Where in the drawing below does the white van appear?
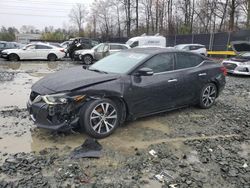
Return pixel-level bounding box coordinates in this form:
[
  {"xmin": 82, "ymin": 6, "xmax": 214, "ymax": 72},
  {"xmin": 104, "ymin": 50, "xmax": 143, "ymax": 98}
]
[{"xmin": 126, "ymin": 34, "xmax": 166, "ymax": 48}]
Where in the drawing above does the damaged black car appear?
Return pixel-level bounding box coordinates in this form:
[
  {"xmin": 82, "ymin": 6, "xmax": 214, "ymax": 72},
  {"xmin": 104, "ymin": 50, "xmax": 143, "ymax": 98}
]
[{"xmin": 27, "ymin": 48, "xmax": 226, "ymax": 138}]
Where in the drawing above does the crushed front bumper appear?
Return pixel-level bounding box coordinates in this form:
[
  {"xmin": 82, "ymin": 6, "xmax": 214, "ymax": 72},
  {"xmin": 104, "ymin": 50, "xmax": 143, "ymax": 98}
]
[{"xmin": 27, "ymin": 99, "xmax": 79, "ymax": 131}]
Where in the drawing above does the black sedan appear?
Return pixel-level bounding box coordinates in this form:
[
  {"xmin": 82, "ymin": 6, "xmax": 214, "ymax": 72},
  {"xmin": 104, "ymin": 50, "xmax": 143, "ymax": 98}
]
[{"xmin": 27, "ymin": 48, "xmax": 226, "ymax": 138}]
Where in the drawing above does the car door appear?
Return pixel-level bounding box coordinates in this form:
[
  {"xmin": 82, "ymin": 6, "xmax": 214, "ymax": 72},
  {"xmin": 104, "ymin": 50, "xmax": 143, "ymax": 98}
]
[
  {"xmin": 172, "ymin": 52, "xmax": 207, "ymax": 106},
  {"xmin": 109, "ymin": 44, "xmax": 123, "ymax": 55},
  {"xmin": 35, "ymin": 45, "xmax": 51, "ymax": 59},
  {"xmin": 94, "ymin": 43, "xmax": 110, "ymax": 60},
  {"xmin": 127, "ymin": 53, "xmax": 180, "ymax": 116},
  {"xmin": 20, "ymin": 44, "xmax": 36, "ymax": 59}
]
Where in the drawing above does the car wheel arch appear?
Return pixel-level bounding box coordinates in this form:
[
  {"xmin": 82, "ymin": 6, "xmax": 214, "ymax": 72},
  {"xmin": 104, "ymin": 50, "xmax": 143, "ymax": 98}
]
[
  {"xmin": 47, "ymin": 53, "xmax": 57, "ymax": 60},
  {"xmin": 86, "ymin": 94, "xmax": 129, "ymax": 123},
  {"xmin": 8, "ymin": 53, "xmax": 20, "ymax": 60}
]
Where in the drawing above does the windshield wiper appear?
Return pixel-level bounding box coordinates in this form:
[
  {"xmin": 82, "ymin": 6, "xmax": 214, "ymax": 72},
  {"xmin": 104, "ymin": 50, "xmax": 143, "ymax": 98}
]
[{"xmin": 88, "ymin": 68, "xmax": 108, "ymax": 74}]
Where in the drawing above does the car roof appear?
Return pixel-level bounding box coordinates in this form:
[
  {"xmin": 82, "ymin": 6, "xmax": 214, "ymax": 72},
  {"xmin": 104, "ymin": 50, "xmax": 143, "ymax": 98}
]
[{"xmin": 175, "ymin": 44, "xmax": 204, "ymax": 47}]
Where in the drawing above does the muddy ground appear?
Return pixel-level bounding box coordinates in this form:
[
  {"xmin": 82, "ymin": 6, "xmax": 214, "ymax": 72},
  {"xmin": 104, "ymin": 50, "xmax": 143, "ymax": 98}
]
[{"xmin": 0, "ymin": 58, "xmax": 249, "ymax": 188}]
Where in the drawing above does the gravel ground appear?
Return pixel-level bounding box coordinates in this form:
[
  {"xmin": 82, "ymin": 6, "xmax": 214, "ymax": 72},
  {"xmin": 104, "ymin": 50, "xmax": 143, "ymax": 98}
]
[{"xmin": 0, "ymin": 59, "xmax": 249, "ymax": 188}]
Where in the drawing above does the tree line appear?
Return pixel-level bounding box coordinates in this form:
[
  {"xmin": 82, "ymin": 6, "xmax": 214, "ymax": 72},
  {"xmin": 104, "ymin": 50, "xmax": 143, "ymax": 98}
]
[
  {"xmin": 1, "ymin": 0, "xmax": 250, "ymax": 41},
  {"xmin": 83, "ymin": 0, "xmax": 250, "ymax": 39}
]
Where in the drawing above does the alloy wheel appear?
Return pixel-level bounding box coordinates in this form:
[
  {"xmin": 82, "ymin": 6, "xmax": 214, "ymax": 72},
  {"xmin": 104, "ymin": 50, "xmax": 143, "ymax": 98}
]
[
  {"xmin": 83, "ymin": 55, "xmax": 92, "ymax": 65},
  {"xmin": 202, "ymin": 85, "xmax": 216, "ymax": 107},
  {"xmin": 90, "ymin": 102, "xmax": 117, "ymax": 134}
]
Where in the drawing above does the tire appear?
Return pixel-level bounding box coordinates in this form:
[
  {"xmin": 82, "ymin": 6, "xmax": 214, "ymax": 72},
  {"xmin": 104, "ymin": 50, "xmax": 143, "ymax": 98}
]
[
  {"xmin": 79, "ymin": 98, "xmax": 121, "ymax": 138},
  {"xmin": 82, "ymin": 55, "xmax": 93, "ymax": 65},
  {"xmin": 199, "ymin": 83, "xmax": 217, "ymax": 109},
  {"xmin": 47, "ymin": 54, "xmax": 57, "ymax": 61},
  {"xmin": 8, "ymin": 54, "xmax": 19, "ymax": 61}
]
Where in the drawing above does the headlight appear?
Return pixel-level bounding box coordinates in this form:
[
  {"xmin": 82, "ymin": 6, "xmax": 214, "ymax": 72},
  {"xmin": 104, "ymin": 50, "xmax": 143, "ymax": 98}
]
[{"xmin": 42, "ymin": 93, "xmax": 86, "ymax": 105}]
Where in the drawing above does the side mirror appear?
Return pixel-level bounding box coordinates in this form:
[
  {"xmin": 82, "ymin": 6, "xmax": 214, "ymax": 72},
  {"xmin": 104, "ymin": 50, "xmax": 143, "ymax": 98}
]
[
  {"xmin": 135, "ymin": 67, "xmax": 154, "ymax": 76},
  {"xmin": 22, "ymin": 47, "xmax": 26, "ymax": 50}
]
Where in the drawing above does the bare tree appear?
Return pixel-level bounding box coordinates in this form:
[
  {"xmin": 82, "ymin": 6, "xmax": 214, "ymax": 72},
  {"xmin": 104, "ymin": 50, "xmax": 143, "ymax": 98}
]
[{"xmin": 69, "ymin": 3, "xmax": 87, "ymax": 36}]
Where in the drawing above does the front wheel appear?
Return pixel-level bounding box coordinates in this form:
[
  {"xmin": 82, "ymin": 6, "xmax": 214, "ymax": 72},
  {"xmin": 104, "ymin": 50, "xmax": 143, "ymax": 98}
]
[
  {"xmin": 80, "ymin": 99, "xmax": 121, "ymax": 138},
  {"xmin": 8, "ymin": 54, "xmax": 19, "ymax": 61},
  {"xmin": 199, "ymin": 83, "xmax": 217, "ymax": 109},
  {"xmin": 82, "ymin": 55, "xmax": 93, "ymax": 65}
]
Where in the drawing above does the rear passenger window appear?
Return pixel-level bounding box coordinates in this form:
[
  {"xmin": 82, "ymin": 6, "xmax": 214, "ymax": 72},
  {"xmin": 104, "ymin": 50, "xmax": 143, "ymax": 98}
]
[
  {"xmin": 36, "ymin": 45, "xmax": 52, "ymax": 49},
  {"xmin": 175, "ymin": 53, "xmax": 204, "ymax": 70},
  {"xmin": 141, "ymin": 53, "xmax": 174, "ymax": 73},
  {"xmin": 110, "ymin": 45, "xmax": 123, "ymax": 50}
]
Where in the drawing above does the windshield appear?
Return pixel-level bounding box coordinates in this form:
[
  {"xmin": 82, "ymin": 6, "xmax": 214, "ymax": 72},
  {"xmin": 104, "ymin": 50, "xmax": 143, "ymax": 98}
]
[
  {"xmin": 92, "ymin": 43, "xmax": 103, "ymax": 50},
  {"xmin": 89, "ymin": 52, "xmax": 149, "ymax": 74},
  {"xmin": 175, "ymin": 45, "xmax": 185, "ymax": 49}
]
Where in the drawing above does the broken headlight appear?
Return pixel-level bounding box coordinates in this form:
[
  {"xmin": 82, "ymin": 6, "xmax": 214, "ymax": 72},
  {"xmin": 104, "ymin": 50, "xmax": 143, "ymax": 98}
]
[{"xmin": 42, "ymin": 93, "xmax": 86, "ymax": 105}]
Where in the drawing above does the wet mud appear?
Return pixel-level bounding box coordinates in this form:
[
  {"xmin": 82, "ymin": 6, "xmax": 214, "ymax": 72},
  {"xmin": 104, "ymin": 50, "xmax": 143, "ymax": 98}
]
[{"xmin": 0, "ymin": 59, "xmax": 249, "ymax": 187}]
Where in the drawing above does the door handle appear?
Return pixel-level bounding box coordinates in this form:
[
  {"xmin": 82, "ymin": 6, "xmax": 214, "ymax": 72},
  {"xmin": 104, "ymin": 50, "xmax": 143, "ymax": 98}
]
[
  {"xmin": 168, "ymin": 79, "xmax": 178, "ymax": 83},
  {"xmin": 198, "ymin": 73, "xmax": 207, "ymax": 76}
]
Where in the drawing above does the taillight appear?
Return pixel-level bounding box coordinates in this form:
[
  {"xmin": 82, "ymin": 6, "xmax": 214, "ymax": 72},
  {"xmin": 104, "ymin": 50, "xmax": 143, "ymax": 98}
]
[
  {"xmin": 60, "ymin": 49, "xmax": 65, "ymax": 52},
  {"xmin": 220, "ymin": 66, "xmax": 227, "ymax": 76}
]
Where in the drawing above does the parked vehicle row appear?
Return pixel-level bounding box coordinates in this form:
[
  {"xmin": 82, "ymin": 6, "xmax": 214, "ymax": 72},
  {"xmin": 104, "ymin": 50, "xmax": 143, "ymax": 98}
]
[
  {"xmin": 74, "ymin": 43, "xmax": 130, "ymax": 64},
  {"xmin": 1, "ymin": 42, "xmax": 65, "ymax": 61},
  {"xmin": 0, "ymin": 41, "xmax": 24, "ymax": 53}
]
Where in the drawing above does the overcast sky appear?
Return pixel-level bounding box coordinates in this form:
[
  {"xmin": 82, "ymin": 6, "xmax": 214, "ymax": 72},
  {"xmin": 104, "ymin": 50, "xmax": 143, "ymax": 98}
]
[{"xmin": 0, "ymin": 0, "xmax": 94, "ymax": 30}]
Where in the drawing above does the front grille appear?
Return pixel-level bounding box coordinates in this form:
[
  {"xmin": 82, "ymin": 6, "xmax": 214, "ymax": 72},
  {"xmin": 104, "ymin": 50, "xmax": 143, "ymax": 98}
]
[
  {"xmin": 223, "ymin": 63, "xmax": 237, "ymax": 70},
  {"xmin": 30, "ymin": 91, "xmax": 39, "ymax": 101}
]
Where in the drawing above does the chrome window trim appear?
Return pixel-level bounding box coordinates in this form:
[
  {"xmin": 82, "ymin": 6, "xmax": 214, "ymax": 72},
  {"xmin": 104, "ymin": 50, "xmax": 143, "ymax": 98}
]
[{"xmin": 153, "ymin": 60, "xmax": 207, "ymax": 75}]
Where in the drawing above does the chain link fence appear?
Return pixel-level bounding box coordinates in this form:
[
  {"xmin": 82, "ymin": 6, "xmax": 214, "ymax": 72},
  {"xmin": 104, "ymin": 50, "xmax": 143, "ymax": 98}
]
[{"xmin": 166, "ymin": 29, "xmax": 250, "ymax": 51}]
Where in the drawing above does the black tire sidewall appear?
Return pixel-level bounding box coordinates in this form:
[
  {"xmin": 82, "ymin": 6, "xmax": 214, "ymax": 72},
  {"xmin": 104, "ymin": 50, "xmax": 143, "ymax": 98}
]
[
  {"xmin": 48, "ymin": 54, "xmax": 57, "ymax": 61},
  {"xmin": 199, "ymin": 83, "xmax": 217, "ymax": 109},
  {"xmin": 80, "ymin": 98, "xmax": 121, "ymax": 138},
  {"xmin": 9, "ymin": 54, "xmax": 19, "ymax": 61}
]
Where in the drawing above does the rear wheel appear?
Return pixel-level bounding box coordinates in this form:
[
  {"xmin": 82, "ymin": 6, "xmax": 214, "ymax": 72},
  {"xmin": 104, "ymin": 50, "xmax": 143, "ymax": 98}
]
[
  {"xmin": 82, "ymin": 55, "xmax": 93, "ymax": 65},
  {"xmin": 199, "ymin": 83, "xmax": 217, "ymax": 109},
  {"xmin": 8, "ymin": 54, "xmax": 19, "ymax": 61},
  {"xmin": 47, "ymin": 54, "xmax": 57, "ymax": 61},
  {"xmin": 80, "ymin": 98, "xmax": 120, "ymax": 138}
]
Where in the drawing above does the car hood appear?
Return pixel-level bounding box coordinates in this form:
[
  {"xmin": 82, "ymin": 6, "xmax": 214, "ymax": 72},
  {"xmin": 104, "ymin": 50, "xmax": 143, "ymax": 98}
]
[
  {"xmin": 1, "ymin": 49, "xmax": 19, "ymax": 54},
  {"xmin": 32, "ymin": 66, "xmax": 120, "ymax": 95},
  {"xmin": 231, "ymin": 41, "xmax": 250, "ymax": 54},
  {"xmin": 229, "ymin": 57, "xmax": 249, "ymax": 62}
]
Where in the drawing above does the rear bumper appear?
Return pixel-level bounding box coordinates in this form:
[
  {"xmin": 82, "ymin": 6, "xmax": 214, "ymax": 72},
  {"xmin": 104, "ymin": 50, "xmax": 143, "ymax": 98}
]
[{"xmin": 215, "ymin": 74, "xmax": 226, "ymax": 96}]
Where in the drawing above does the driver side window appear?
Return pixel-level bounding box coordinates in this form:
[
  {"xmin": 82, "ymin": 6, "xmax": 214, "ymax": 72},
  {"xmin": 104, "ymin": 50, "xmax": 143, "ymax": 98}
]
[
  {"xmin": 141, "ymin": 53, "xmax": 174, "ymax": 73},
  {"xmin": 96, "ymin": 44, "xmax": 104, "ymax": 52}
]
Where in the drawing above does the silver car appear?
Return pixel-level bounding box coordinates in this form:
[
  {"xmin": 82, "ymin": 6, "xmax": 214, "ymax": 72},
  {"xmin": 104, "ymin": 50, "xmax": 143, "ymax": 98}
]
[{"xmin": 74, "ymin": 43, "xmax": 130, "ymax": 64}]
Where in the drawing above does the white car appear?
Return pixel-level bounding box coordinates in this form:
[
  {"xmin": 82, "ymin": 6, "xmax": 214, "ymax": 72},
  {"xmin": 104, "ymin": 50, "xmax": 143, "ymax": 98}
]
[
  {"xmin": 175, "ymin": 44, "xmax": 207, "ymax": 56},
  {"xmin": 74, "ymin": 43, "xmax": 130, "ymax": 64},
  {"xmin": 1, "ymin": 43, "xmax": 65, "ymax": 61},
  {"xmin": 222, "ymin": 52, "xmax": 250, "ymax": 75}
]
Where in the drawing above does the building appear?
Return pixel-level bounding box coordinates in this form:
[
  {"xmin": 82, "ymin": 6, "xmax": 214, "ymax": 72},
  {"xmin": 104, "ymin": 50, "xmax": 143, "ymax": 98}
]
[{"xmin": 16, "ymin": 33, "xmax": 42, "ymax": 44}]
